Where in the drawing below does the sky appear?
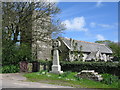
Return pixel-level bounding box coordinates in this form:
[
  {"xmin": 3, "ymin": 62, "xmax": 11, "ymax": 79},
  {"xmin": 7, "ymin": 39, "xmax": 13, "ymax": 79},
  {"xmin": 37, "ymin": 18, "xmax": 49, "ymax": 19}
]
[{"xmin": 55, "ymin": 2, "xmax": 118, "ymax": 43}]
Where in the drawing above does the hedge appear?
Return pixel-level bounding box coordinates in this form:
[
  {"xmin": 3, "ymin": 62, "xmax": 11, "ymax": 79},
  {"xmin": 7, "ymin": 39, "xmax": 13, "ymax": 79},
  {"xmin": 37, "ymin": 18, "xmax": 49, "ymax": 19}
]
[
  {"xmin": 60, "ymin": 61, "xmax": 120, "ymax": 76},
  {"xmin": 39, "ymin": 60, "xmax": 120, "ymax": 76}
]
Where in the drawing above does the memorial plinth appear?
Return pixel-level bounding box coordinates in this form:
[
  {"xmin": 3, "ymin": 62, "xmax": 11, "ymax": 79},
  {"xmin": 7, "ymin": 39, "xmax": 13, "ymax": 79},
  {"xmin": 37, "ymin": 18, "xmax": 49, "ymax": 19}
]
[{"xmin": 50, "ymin": 39, "xmax": 63, "ymax": 74}]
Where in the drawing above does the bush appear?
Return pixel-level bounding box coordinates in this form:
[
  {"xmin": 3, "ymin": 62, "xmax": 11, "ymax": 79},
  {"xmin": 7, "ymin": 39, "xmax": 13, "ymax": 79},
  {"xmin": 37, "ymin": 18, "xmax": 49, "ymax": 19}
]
[
  {"xmin": 101, "ymin": 73, "xmax": 119, "ymax": 88},
  {"xmin": 101, "ymin": 74, "xmax": 119, "ymax": 85},
  {"xmin": 2, "ymin": 65, "xmax": 19, "ymax": 73}
]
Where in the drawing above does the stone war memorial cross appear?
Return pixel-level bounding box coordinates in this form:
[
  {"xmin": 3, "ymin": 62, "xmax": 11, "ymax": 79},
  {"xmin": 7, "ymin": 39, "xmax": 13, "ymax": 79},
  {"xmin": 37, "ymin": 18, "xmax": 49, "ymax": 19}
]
[{"xmin": 50, "ymin": 39, "xmax": 63, "ymax": 74}]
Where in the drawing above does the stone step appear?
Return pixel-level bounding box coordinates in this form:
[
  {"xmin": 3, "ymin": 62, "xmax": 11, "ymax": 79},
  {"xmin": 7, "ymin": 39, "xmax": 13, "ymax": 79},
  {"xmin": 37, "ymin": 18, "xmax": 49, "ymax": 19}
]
[
  {"xmin": 93, "ymin": 72, "xmax": 98, "ymax": 75},
  {"xmin": 81, "ymin": 70, "xmax": 95, "ymax": 73},
  {"xmin": 77, "ymin": 70, "xmax": 103, "ymax": 81}
]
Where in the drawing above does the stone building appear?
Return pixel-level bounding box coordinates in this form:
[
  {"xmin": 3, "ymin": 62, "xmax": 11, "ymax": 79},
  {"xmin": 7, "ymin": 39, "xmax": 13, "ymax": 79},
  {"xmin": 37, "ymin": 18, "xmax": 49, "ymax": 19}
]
[
  {"xmin": 32, "ymin": 11, "xmax": 52, "ymax": 60},
  {"xmin": 57, "ymin": 37, "xmax": 113, "ymax": 62}
]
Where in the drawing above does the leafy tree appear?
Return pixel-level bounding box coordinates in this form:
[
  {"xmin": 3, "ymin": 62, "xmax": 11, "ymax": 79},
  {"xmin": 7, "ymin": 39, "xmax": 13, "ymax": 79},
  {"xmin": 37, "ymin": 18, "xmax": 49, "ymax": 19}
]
[
  {"xmin": 108, "ymin": 42, "xmax": 120, "ymax": 61},
  {"xmin": 2, "ymin": 42, "xmax": 31, "ymax": 66},
  {"xmin": 2, "ymin": 1, "xmax": 65, "ymax": 65},
  {"xmin": 95, "ymin": 40, "xmax": 120, "ymax": 61},
  {"xmin": 2, "ymin": 1, "xmax": 64, "ymax": 44},
  {"xmin": 95, "ymin": 40, "xmax": 111, "ymax": 45}
]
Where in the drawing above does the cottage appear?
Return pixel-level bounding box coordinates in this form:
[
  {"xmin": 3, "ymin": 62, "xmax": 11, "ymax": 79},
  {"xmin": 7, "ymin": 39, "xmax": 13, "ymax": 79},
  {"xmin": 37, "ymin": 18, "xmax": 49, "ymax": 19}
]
[{"xmin": 57, "ymin": 37, "xmax": 113, "ymax": 62}]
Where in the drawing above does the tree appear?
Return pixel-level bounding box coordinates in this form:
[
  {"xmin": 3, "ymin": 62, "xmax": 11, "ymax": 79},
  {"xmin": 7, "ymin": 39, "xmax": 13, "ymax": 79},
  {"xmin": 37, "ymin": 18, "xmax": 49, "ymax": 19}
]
[
  {"xmin": 95, "ymin": 40, "xmax": 120, "ymax": 61},
  {"xmin": 2, "ymin": 42, "xmax": 31, "ymax": 65},
  {"xmin": 108, "ymin": 42, "xmax": 120, "ymax": 61},
  {"xmin": 2, "ymin": 1, "xmax": 65, "ymax": 65},
  {"xmin": 95, "ymin": 40, "xmax": 112, "ymax": 45},
  {"xmin": 2, "ymin": 1, "xmax": 64, "ymax": 45}
]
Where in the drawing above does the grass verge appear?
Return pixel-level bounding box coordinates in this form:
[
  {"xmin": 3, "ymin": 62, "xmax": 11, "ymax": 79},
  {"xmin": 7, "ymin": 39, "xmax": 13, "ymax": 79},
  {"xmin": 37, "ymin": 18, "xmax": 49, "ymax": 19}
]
[{"xmin": 23, "ymin": 71, "xmax": 118, "ymax": 88}]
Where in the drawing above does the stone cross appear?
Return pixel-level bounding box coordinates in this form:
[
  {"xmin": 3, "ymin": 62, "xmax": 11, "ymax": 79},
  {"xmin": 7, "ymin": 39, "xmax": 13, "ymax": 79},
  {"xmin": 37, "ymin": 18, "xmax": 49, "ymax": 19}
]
[
  {"xmin": 50, "ymin": 39, "xmax": 63, "ymax": 74},
  {"xmin": 53, "ymin": 39, "xmax": 61, "ymax": 49}
]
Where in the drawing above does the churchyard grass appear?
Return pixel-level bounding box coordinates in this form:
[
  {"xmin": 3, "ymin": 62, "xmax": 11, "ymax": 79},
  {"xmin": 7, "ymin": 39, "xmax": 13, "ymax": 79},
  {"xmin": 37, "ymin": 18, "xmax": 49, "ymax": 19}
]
[{"xmin": 24, "ymin": 71, "xmax": 119, "ymax": 88}]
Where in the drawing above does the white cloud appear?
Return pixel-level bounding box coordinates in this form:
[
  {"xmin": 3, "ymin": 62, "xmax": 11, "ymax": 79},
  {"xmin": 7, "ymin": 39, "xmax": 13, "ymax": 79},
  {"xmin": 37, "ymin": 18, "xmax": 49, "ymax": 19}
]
[
  {"xmin": 90, "ymin": 22, "xmax": 96, "ymax": 28},
  {"xmin": 90, "ymin": 22, "xmax": 117, "ymax": 29},
  {"xmin": 98, "ymin": 24, "xmax": 112, "ymax": 28},
  {"xmin": 96, "ymin": 34, "xmax": 105, "ymax": 40},
  {"xmin": 62, "ymin": 16, "xmax": 88, "ymax": 31},
  {"xmin": 96, "ymin": 0, "xmax": 103, "ymax": 7}
]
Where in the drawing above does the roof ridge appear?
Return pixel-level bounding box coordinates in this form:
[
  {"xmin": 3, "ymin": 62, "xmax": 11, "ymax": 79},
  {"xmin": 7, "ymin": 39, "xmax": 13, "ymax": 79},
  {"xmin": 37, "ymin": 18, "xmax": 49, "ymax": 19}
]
[
  {"xmin": 76, "ymin": 39, "xmax": 105, "ymax": 45},
  {"xmin": 62, "ymin": 37, "xmax": 105, "ymax": 45}
]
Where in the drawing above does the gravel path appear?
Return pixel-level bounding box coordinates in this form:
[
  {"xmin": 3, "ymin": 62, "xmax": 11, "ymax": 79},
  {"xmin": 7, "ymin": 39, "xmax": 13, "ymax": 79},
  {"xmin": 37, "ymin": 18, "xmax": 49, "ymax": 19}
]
[{"xmin": 1, "ymin": 73, "xmax": 73, "ymax": 88}]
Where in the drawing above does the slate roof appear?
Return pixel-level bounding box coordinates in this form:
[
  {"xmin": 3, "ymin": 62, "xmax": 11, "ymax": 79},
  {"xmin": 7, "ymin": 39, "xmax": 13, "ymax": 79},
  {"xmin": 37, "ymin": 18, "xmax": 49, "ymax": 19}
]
[{"xmin": 59, "ymin": 37, "xmax": 113, "ymax": 54}]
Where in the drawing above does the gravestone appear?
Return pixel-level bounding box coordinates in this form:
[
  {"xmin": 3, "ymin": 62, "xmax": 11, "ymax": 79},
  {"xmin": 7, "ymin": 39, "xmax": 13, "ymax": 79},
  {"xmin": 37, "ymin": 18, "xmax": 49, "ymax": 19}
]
[{"xmin": 50, "ymin": 39, "xmax": 63, "ymax": 74}]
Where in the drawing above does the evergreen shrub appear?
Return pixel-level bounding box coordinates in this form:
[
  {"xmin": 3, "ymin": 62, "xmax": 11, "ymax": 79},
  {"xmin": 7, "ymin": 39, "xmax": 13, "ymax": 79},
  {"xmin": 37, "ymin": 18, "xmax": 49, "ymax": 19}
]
[{"xmin": 2, "ymin": 65, "xmax": 19, "ymax": 73}]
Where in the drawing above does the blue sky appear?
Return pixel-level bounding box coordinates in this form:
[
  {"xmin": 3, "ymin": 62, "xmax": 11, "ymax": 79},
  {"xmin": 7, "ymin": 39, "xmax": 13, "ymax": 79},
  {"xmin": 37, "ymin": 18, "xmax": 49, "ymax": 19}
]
[{"xmin": 55, "ymin": 2, "xmax": 118, "ymax": 42}]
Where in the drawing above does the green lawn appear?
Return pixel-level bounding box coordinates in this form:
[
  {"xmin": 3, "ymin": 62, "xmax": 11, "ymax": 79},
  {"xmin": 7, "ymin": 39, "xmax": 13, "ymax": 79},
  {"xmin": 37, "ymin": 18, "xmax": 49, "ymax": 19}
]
[{"xmin": 24, "ymin": 71, "xmax": 118, "ymax": 88}]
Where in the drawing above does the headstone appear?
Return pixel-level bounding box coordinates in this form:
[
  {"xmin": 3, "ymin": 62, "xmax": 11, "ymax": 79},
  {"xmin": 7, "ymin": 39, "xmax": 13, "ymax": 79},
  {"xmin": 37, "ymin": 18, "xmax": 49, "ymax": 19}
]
[{"xmin": 50, "ymin": 39, "xmax": 63, "ymax": 74}]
